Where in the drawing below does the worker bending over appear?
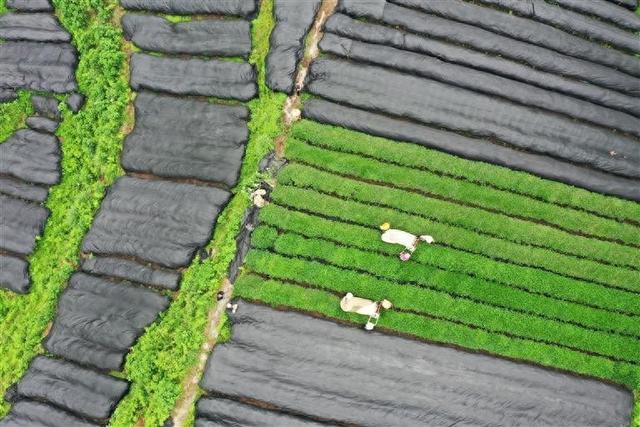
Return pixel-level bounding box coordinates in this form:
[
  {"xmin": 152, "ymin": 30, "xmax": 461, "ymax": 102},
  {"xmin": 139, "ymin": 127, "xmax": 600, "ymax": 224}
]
[{"xmin": 380, "ymin": 222, "xmax": 434, "ymax": 261}]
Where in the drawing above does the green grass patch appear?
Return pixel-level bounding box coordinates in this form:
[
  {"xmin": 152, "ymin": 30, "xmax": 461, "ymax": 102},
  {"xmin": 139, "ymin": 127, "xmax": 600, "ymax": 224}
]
[
  {"xmin": 108, "ymin": 0, "xmax": 287, "ymax": 424},
  {"xmin": 0, "ymin": 91, "xmax": 33, "ymax": 142},
  {"xmin": 0, "ymin": 0, "xmax": 130, "ymax": 417},
  {"xmin": 247, "ymin": 231, "xmax": 640, "ymax": 339},
  {"xmin": 279, "ymin": 161, "xmax": 639, "ymax": 269},
  {"xmin": 269, "ymin": 185, "xmax": 639, "ymax": 291},
  {"xmin": 163, "ymin": 14, "xmax": 192, "ymax": 23},
  {"xmin": 258, "ymin": 205, "xmax": 640, "ymax": 316},
  {"xmin": 292, "ymin": 120, "xmax": 640, "ymax": 225}
]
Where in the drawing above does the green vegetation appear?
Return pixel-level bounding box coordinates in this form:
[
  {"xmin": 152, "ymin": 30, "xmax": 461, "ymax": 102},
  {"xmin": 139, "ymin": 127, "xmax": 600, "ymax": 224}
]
[
  {"xmin": 0, "ymin": 91, "xmax": 32, "ymax": 142},
  {"xmin": 109, "ymin": 0, "xmax": 287, "ymax": 424},
  {"xmin": 291, "ymin": 120, "xmax": 640, "ymax": 227},
  {"xmin": 0, "ymin": 0, "xmax": 130, "ymax": 417},
  {"xmin": 234, "ymin": 120, "xmax": 640, "ymax": 395}
]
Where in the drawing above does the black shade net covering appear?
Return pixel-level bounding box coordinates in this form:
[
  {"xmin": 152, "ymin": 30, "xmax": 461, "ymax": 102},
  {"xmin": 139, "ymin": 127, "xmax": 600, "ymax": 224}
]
[
  {"xmin": 266, "ymin": 0, "xmax": 322, "ymax": 93},
  {"xmin": 200, "ymin": 301, "xmax": 633, "ymax": 427},
  {"xmin": 0, "ymin": 95, "xmax": 62, "ymax": 294},
  {"xmin": 303, "ymin": 0, "xmax": 640, "ymax": 200},
  {"xmin": 2, "ymin": 0, "xmax": 259, "ymax": 423}
]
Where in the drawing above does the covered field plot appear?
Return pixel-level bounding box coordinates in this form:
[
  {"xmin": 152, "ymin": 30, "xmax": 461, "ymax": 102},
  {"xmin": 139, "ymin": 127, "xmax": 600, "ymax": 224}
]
[{"xmin": 234, "ymin": 119, "xmax": 640, "ymax": 390}]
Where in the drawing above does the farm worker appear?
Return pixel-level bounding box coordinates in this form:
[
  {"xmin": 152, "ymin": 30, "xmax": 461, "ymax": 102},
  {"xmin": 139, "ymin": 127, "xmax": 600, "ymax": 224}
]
[
  {"xmin": 340, "ymin": 293, "xmax": 392, "ymax": 330},
  {"xmin": 251, "ymin": 188, "xmax": 267, "ymax": 208},
  {"xmin": 380, "ymin": 223, "xmax": 434, "ymax": 261}
]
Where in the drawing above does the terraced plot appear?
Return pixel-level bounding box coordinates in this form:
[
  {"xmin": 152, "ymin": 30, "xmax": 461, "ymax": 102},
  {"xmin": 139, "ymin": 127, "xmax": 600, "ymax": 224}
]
[
  {"xmin": 303, "ymin": 0, "xmax": 640, "ymax": 200},
  {"xmin": 233, "ymin": 120, "xmax": 640, "ymax": 392}
]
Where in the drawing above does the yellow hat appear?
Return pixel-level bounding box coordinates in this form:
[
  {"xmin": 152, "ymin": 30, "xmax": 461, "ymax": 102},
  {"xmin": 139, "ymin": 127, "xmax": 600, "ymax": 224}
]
[{"xmin": 380, "ymin": 222, "xmax": 390, "ymax": 231}]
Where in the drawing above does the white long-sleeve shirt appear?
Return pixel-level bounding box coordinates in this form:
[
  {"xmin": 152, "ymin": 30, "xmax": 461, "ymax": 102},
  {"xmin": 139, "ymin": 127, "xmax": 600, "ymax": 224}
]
[{"xmin": 381, "ymin": 229, "xmax": 418, "ymax": 250}]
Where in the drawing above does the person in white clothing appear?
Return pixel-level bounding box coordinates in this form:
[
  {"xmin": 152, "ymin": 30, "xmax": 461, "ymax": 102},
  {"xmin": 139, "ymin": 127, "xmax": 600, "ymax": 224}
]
[
  {"xmin": 379, "ymin": 222, "xmax": 434, "ymax": 261},
  {"xmin": 340, "ymin": 292, "xmax": 392, "ymax": 330}
]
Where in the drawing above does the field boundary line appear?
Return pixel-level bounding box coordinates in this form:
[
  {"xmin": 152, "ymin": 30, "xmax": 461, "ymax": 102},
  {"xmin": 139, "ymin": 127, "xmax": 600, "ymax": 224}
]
[
  {"xmin": 247, "ymin": 248, "xmax": 640, "ymax": 340},
  {"xmin": 263, "ymin": 203, "xmax": 640, "ymax": 311},
  {"xmin": 282, "ymin": 163, "xmax": 640, "ymax": 269},
  {"xmin": 287, "ymin": 158, "xmax": 640, "ymax": 252},
  {"xmin": 296, "ymin": 135, "xmax": 640, "ymax": 226},
  {"xmin": 271, "ymin": 191, "xmax": 640, "ymax": 293}
]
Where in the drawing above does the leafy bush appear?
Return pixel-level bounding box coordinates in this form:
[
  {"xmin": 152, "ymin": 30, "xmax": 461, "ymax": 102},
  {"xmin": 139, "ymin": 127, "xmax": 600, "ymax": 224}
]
[{"xmin": 0, "ymin": 91, "xmax": 33, "ymax": 142}]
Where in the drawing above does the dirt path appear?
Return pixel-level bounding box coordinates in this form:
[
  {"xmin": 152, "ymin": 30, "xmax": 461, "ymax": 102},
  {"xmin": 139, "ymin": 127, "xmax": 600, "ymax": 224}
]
[
  {"xmin": 171, "ymin": 279, "xmax": 234, "ymax": 427},
  {"xmin": 283, "ymin": 0, "xmax": 338, "ymax": 128}
]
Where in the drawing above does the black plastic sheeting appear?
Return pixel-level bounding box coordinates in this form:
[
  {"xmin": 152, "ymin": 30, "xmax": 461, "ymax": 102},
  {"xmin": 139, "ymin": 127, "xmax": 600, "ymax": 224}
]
[
  {"xmin": 607, "ymin": 0, "xmax": 638, "ymax": 11},
  {"xmin": 130, "ymin": 53, "xmax": 257, "ymax": 101},
  {"xmin": 0, "ymin": 89, "xmax": 17, "ymax": 102},
  {"xmin": 0, "ymin": 195, "xmax": 49, "ymax": 255},
  {"xmin": 392, "ymin": 0, "xmax": 639, "ymax": 56},
  {"xmin": 121, "ymin": 91, "xmax": 249, "ymax": 187},
  {"xmin": 120, "ymin": 0, "xmax": 257, "ymax": 17},
  {"xmin": 201, "ymin": 301, "xmax": 633, "ymax": 427},
  {"xmin": 31, "ymin": 95, "xmax": 61, "ymax": 120},
  {"xmin": 0, "ymin": 13, "xmax": 71, "ymax": 42},
  {"xmin": 474, "ymin": 0, "xmax": 639, "ymax": 53},
  {"xmin": 554, "ymin": 0, "xmax": 640, "ymax": 32},
  {"xmin": 81, "ymin": 256, "xmax": 180, "ymax": 291},
  {"xmin": 0, "ymin": 176, "xmax": 48, "ymax": 203},
  {"xmin": 0, "ymin": 400, "xmax": 98, "ymax": 427},
  {"xmin": 0, "ymin": 254, "xmax": 29, "ymax": 293},
  {"xmin": 195, "ymin": 397, "xmax": 333, "ymax": 427},
  {"xmin": 0, "ymin": 42, "xmax": 77, "ymax": 93},
  {"xmin": 122, "ymin": 14, "xmax": 251, "ymax": 57},
  {"xmin": 66, "ymin": 92, "xmax": 85, "ymax": 113},
  {"xmin": 307, "ymin": 59, "xmax": 640, "ymax": 178},
  {"xmin": 266, "ymin": 0, "xmax": 322, "ymax": 93},
  {"xmin": 339, "ymin": 0, "xmax": 640, "ymax": 90},
  {"xmin": 5, "ymin": 0, "xmax": 53, "ymax": 12},
  {"xmin": 6, "ymin": 356, "xmax": 129, "ymax": 423},
  {"xmin": 82, "ymin": 177, "xmax": 230, "ymax": 269},
  {"xmin": 0, "ymin": 102, "xmax": 62, "ymax": 293},
  {"xmin": 26, "ymin": 116, "xmax": 59, "ymax": 134},
  {"xmin": 228, "ymin": 194, "xmax": 264, "ymax": 284},
  {"xmin": 45, "ymin": 272, "xmax": 169, "ymax": 371},
  {"xmin": 320, "ymin": 33, "xmax": 640, "ymax": 136},
  {"xmin": 0, "ymin": 129, "xmax": 60, "ymax": 185},
  {"xmin": 303, "ymin": 99, "xmax": 640, "ymax": 201},
  {"xmin": 324, "ymin": 13, "xmax": 640, "ymax": 117}
]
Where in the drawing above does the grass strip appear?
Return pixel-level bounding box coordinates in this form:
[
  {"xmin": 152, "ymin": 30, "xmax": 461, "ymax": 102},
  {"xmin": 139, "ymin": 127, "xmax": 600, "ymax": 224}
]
[
  {"xmin": 292, "ymin": 120, "xmax": 640, "ymax": 225},
  {"xmin": 259, "ymin": 204, "xmax": 640, "ymax": 316},
  {"xmin": 108, "ymin": 0, "xmax": 287, "ymax": 424},
  {"xmin": 280, "ymin": 162, "xmax": 638, "ymax": 269},
  {"xmin": 233, "ymin": 274, "xmax": 640, "ymax": 389},
  {"xmin": 0, "ymin": 91, "xmax": 33, "ymax": 142},
  {"xmin": 270, "ymin": 185, "xmax": 640, "ymax": 291},
  {"xmin": 248, "ymin": 229, "xmax": 640, "ymax": 364},
  {"xmin": 287, "ymin": 136, "xmax": 640, "ymax": 247},
  {"xmin": 0, "ymin": 0, "xmax": 130, "ymax": 417},
  {"xmin": 245, "ymin": 234, "xmax": 640, "ymax": 339}
]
